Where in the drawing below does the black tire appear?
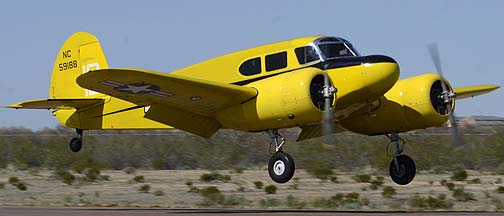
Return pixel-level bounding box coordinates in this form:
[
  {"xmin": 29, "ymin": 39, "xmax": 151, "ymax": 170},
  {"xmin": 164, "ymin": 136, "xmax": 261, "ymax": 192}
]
[
  {"xmin": 69, "ymin": 137, "xmax": 82, "ymax": 152},
  {"xmin": 268, "ymin": 151, "xmax": 295, "ymax": 184},
  {"xmin": 389, "ymin": 154, "xmax": 416, "ymax": 185}
]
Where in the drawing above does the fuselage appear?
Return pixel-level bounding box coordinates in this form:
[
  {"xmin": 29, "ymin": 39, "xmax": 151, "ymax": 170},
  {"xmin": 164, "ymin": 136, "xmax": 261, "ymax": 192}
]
[{"xmin": 172, "ymin": 36, "xmax": 400, "ymax": 131}]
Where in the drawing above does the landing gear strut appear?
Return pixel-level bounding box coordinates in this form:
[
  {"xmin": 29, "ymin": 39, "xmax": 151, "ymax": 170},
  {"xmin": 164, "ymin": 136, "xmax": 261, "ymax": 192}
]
[
  {"xmin": 69, "ymin": 129, "xmax": 83, "ymax": 152},
  {"xmin": 267, "ymin": 129, "xmax": 295, "ymax": 184},
  {"xmin": 387, "ymin": 132, "xmax": 416, "ymax": 185}
]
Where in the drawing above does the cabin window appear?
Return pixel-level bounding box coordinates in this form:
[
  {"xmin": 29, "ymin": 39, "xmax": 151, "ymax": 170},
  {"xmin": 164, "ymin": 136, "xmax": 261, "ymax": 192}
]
[
  {"xmin": 265, "ymin": 51, "xmax": 287, "ymax": 72},
  {"xmin": 295, "ymin": 46, "xmax": 320, "ymax": 64},
  {"xmin": 239, "ymin": 57, "xmax": 262, "ymax": 76}
]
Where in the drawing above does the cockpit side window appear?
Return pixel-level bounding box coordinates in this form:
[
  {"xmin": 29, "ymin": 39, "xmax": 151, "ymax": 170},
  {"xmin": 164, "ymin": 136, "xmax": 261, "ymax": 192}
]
[
  {"xmin": 295, "ymin": 46, "xmax": 320, "ymax": 64},
  {"xmin": 318, "ymin": 43, "xmax": 353, "ymax": 59},
  {"xmin": 239, "ymin": 57, "xmax": 262, "ymax": 76}
]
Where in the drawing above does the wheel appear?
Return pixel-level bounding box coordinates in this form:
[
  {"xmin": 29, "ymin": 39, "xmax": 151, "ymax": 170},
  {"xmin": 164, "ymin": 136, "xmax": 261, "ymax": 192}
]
[
  {"xmin": 389, "ymin": 154, "xmax": 416, "ymax": 185},
  {"xmin": 268, "ymin": 151, "xmax": 295, "ymax": 184},
  {"xmin": 69, "ymin": 137, "xmax": 82, "ymax": 152}
]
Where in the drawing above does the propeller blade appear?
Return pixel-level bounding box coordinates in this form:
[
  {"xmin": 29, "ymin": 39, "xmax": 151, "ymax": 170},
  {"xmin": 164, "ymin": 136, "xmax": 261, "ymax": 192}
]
[
  {"xmin": 428, "ymin": 43, "xmax": 448, "ymax": 93},
  {"xmin": 322, "ymin": 73, "xmax": 335, "ymax": 144},
  {"xmin": 427, "ymin": 43, "xmax": 463, "ymax": 148}
]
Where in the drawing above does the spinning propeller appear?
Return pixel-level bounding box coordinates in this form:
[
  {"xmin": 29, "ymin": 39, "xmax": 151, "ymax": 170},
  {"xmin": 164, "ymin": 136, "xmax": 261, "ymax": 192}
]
[
  {"xmin": 321, "ymin": 65, "xmax": 337, "ymax": 143},
  {"xmin": 427, "ymin": 43, "xmax": 464, "ymax": 147}
]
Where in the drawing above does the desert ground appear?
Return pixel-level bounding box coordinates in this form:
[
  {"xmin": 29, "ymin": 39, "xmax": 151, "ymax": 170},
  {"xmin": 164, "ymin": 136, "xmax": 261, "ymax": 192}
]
[{"xmin": 1, "ymin": 168, "xmax": 504, "ymax": 211}]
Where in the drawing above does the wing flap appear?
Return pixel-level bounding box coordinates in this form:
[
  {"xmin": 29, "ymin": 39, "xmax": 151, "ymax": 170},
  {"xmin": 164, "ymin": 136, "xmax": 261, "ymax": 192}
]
[
  {"xmin": 77, "ymin": 68, "xmax": 258, "ymax": 116},
  {"xmin": 5, "ymin": 98, "xmax": 103, "ymax": 109},
  {"xmin": 144, "ymin": 105, "xmax": 220, "ymax": 138},
  {"xmin": 454, "ymin": 84, "xmax": 500, "ymax": 99}
]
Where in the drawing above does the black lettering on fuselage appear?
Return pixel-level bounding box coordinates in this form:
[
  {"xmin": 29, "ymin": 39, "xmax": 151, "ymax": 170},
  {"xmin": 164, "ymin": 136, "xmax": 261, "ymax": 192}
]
[{"xmin": 62, "ymin": 50, "xmax": 71, "ymax": 58}]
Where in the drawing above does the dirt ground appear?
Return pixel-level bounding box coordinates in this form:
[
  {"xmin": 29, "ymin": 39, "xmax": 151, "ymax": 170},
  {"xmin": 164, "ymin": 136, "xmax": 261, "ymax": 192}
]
[{"xmin": 0, "ymin": 168, "xmax": 503, "ymax": 211}]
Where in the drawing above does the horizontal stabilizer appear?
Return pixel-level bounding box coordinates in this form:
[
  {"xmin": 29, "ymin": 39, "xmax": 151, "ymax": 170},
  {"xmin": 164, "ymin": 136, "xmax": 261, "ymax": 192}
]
[
  {"xmin": 5, "ymin": 98, "xmax": 103, "ymax": 109},
  {"xmin": 454, "ymin": 84, "xmax": 500, "ymax": 99}
]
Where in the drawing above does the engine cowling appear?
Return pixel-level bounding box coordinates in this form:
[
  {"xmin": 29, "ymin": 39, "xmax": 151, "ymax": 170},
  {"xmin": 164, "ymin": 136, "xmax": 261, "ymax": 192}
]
[
  {"xmin": 341, "ymin": 73, "xmax": 452, "ymax": 135},
  {"xmin": 217, "ymin": 67, "xmax": 335, "ymax": 131}
]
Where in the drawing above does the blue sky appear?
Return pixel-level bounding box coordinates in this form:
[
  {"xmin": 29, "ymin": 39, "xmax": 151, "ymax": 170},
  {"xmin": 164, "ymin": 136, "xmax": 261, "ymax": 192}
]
[{"xmin": 0, "ymin": 0, "xmax": 502, "ymax": 129}]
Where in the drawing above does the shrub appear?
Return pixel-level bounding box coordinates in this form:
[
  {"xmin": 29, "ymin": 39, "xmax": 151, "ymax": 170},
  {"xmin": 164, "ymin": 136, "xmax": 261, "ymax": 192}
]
[
  {"xmin": 306, "ymin": 164, "xmax": 334, "ymax": 181},
  {"xmin": 286, "ymin": 195, "xmax": 307, "ymax": 209},
  {"xmin": 123, "ymin": 167, "xmax": 136, "ymax": 174},
  {"xmin": 62, "ymin": 173, "xmax": 76, "ymax": 185},
  {"xmin": 133, "ymin": 175, "xmax": 145, "ymax": 183},
  {"xmin": 440, "ymin": 179, "xmax": 448, "ymax": 186},
  {"xmin": 84, "ymin": 167, "xmax": 101, "ymax": 182},
  {"xmin": 231, "ymin": 166, "xmax": 245, "ymax": 174},
  {"xmin": 264, "ymin": 185, "xmax": 277, "ymax": 194},
  {"xmin": 151, "ymin": 158, "xmax": 168, "ymax": 170},
  {"xmin": 330, "ymin": 176, "xmax": 338, "ymax": 183},
  {"xmin": 8, "ymin": 177, "xmax": 20, "ymax": 185},
  {"xmin": 0, "ymin": 183, "xmax": 4, "ymax": 189},
  {"xmin": 496, "ymin": 178, "xmax": 503, "ymax": 184},
  {"xmin": 199, "ymin": 186, "xmax": 225, "ymax": 206},
  {"xmin": 154, "ymin": 190, "xmax": 165, "ymax": 196},
  {"xmin": 259, "ymin": 197, "xmax": 280, "ymax": 208},
  {"xmin": 452, "ymin": 187, "xmax": 475, "ymax": 201},
  {"xmin": 253, "ymin": 181, "xmax": 264, "ymax": 189},
  {"xmin": 185, "ymin": 181, "xmax": 193, "ymax": 186},
  {"xmin": 451, "ymin": 170, "xmax": 468, "ymax": 181},
  {"xmin": 16, "ymin": 182, "xmax": 27, "ymax": 191},
  {"xmin": 345, "ymin": 192, "xmax": 360, "ymax": 202},
  {"xmin": 446, "ymin": 182, "xmax": 456, "ymax": 191},
  {"xmin": 370, "ymin": 176, "xmax": 384, "ymax": 187},
  {"xmin": 138, "ymin": 184, "xmax": 151, "ymax": 193},
  {"xmin": 352, "ymin": 174, "xmax": 371, "ymax": 183},
  {"xmin": 468, "ymin": 178, "xmax": 481, "ymax": 184},
  {"xmin": 200, "ymin": 186, "xmax": 221, "ymax": 197},
  {"xmin": 200, "ymin": 172, "xmax": 231, "ymax": 182},
  {"xmin": 369, "ymin": 184, "xmax": 378, "ymax": 190},
  {"xmin": 408, "ymin": 194, "xmax": 452, "ymax": 209},
  {"xmin": 496, "ymin": 186, "xmax": 504, "ymax": 193},
  {"xmin": 496, "ymin": 162, "xmax": 504, "ymax": 175},
  {"xmin": 382, "ymin": 186, "xmax": 397, "ymax": 198}
]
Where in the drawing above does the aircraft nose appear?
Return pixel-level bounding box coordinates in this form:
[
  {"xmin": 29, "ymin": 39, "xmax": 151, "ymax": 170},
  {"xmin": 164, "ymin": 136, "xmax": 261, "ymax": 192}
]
[{"xmin": 362, "ymin": 55, "xmax": 400, "ymax": 96}]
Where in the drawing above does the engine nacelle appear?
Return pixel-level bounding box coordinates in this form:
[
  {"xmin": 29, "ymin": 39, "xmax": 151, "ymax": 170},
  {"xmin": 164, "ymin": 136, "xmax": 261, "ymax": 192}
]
[
  {"xmin": 341, "ymin": 73, "xmax": 452, "ymax": 135},
  {"xmin": 217, "ymin": 67, "xmax": 335, "ymax": 131}
]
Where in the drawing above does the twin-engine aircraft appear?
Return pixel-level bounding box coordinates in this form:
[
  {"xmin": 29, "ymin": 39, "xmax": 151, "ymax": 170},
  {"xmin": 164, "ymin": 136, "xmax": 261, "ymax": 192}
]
[{"xmin": 7, "ymin": 32, "xmax": 499, "ymax": 185}]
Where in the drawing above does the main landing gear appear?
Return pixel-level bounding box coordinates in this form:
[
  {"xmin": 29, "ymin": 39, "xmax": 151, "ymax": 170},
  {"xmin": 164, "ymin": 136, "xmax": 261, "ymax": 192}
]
[
  {"xmin": 387, "ymin": 132, "xmax": 416, "ymax": 185},
  {"xmin": 267, "ymin": 129, "xmax": 295, "ymax": 184},
  {"xmin": 69, "ymin": 129, "xmax": 83, "ymax": 152}
]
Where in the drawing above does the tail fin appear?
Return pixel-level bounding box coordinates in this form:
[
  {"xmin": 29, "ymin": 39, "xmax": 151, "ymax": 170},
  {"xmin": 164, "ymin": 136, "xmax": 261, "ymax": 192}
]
[{"xmin": 49, "ymin": 32, "xmax": 109, "ymax": 98}]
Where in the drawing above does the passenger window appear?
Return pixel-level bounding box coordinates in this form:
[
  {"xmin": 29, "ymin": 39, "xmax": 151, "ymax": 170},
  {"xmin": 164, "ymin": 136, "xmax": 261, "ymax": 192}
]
[
  {"xmin": 239, "ymin": 57, "xmax": 262, "ymax": 76},
  {"xmin": 295, "ymin": 46, "xmax": 319, "ymax": 64},
  {"xmin": 265, "ymin": 51, "xmax": 287, "ymax": 72}
]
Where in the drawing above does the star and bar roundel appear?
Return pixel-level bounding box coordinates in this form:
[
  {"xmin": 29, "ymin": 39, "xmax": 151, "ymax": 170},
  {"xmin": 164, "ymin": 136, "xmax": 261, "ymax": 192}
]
[{"xmin": 100, "ymin": 80, "xmax": 174, "ymax": 98}]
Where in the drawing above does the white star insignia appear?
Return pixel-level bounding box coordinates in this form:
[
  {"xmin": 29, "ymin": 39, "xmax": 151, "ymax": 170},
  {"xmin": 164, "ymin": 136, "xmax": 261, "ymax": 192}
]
[{"xmin": 117, "ymin": 84, "xmax": 154, "ymax": 94}]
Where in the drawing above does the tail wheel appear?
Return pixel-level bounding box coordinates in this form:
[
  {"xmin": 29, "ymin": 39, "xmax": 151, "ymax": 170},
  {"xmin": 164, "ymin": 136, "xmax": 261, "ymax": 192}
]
[
  {"xmin": 268, "ymin": 151, "xmax": 295, "ymax": 184},
  {"xmin": 69, "ymin": 137, "xmax": 82, "ymax": 152},
  {"xmin": 389, "ymin": 155, "xmax": 416, "ymax": 185}
]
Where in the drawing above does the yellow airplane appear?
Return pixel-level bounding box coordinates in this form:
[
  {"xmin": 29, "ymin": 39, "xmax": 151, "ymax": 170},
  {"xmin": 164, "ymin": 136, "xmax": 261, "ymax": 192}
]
[{"xmin": 6, "ymin": 32, "xmax": 499, "ymax": 185}]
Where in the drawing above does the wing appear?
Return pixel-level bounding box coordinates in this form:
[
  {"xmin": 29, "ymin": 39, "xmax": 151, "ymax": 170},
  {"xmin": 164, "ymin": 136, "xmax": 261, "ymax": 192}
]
[
  {"xmin": 454, "ymin": 84, "xmax": 500, "ymax": 99},
  {"xmin": 77, "ymin": 68, "xmax": 258, "ymax": 137},
  {"xmin": 5, "ymin": 98, "xmax": 103, "ymax": 109}
]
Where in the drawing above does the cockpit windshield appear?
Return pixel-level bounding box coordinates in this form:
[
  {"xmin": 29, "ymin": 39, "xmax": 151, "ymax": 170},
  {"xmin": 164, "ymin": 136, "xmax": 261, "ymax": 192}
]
[{"xmin": 315, "ymin": 37, "xmax": 360, "ymax": 60}]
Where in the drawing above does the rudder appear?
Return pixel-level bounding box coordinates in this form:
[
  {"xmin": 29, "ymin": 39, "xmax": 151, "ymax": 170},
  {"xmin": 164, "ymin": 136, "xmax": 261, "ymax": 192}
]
[{"xmin": 49, "ymin": 32, "xmax": 109, "ymax": 99}]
